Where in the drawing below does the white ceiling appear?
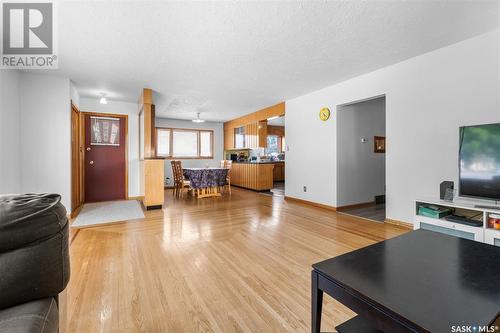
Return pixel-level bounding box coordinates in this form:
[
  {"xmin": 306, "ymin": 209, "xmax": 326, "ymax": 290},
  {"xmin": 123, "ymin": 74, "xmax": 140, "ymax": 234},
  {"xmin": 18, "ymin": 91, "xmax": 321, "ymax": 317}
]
[{"xmin": 39, "ymin": 1, "xmax": 500, "ymax": 121}]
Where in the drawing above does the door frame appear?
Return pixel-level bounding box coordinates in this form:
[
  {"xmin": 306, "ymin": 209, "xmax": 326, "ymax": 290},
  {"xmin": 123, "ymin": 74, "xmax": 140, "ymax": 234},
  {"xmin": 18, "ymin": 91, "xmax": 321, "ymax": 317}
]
[
  {"xmin": 82, "ymin": 111, "xmax": 129, "ymax": 202},
  {"xmin": 71, "ymin": 102, "xmax": 85, "ymax": 217}
]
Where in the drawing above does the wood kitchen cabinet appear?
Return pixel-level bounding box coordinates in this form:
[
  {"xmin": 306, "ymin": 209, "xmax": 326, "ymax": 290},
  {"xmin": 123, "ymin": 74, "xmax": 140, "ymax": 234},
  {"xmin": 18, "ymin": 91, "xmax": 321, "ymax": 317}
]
[
  {"xmin": 231, "ymin": 163, "xmax": 274, "ymax": 191},
  {"xmin": 223, "ymin": 102, "xmax": 284, "ymax": 150},
  {"xmin": 272, "ymin": 162, "xmax": 285, "ymax": 181},
  {"xmin": 243, "ymin": 121, "xmax": 267, "ymax": 149}
]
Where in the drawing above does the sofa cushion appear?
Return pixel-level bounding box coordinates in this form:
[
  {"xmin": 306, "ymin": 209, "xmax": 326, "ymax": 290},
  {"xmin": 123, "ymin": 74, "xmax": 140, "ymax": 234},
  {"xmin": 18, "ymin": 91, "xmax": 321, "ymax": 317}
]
[
  {"xmin": 0, "ymin": 194, "xmax": 67, "ymax": 253},
  {"xmin": 0, "ymin": 298, "xmax": 58, "ymax": 333},
  {"xmin": 0, "ymin": 194, "xmax": 70, "ymax": 310}
]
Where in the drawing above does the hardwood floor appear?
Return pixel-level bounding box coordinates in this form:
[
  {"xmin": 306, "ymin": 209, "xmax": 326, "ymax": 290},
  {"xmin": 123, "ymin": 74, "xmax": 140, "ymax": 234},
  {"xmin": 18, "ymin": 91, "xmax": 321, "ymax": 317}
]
[{"xmin": 67, "ymin": 187, "xmax": 409, "ymax": 333}]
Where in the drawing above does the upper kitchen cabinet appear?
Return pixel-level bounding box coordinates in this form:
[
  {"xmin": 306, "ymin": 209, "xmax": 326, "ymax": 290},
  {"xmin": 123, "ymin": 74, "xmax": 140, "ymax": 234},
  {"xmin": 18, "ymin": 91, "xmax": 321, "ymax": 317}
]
[
  {"xmin": 224, "ymin": 102, "xmax": 284, "ymax": 150},
  {"xmin": 231, "ymin": 121, "xmax": 267, "ymax": 149}
]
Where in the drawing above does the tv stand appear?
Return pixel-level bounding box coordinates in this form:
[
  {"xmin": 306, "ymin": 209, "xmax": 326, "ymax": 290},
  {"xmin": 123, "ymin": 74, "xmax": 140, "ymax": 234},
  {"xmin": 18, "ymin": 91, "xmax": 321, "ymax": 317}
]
[{"xmin": 414, "ymin": 198, "xmax": 500, "ymax": 246}]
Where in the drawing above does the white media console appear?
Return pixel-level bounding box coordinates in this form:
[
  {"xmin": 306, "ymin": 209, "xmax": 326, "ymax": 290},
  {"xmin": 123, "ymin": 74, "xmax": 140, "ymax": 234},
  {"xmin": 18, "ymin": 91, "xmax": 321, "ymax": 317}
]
[{"xmin": 414, "ymin": 198, "xmax": 500, "ymax": 246}]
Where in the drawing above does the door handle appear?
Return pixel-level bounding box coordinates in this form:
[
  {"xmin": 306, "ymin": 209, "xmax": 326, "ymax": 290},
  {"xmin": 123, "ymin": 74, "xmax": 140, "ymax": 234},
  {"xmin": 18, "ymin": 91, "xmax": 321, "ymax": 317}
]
[{"xmin": 89, "ymin": 160, "xmax": 94, "ymax": 165}]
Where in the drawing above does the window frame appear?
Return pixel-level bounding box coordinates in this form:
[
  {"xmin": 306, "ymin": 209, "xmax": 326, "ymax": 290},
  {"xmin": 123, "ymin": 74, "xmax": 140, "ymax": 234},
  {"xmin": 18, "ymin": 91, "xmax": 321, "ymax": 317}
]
[{"xmin": 155, "ymin": 127, "xmax": 214, "ymax": 159}]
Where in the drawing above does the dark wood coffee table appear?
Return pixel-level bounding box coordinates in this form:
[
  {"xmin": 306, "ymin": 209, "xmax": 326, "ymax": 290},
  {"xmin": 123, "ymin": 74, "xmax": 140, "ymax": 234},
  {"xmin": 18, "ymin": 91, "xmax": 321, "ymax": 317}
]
[{"xmin": 311, "ymin": 229, "xmax": 500, "ymax": 333}]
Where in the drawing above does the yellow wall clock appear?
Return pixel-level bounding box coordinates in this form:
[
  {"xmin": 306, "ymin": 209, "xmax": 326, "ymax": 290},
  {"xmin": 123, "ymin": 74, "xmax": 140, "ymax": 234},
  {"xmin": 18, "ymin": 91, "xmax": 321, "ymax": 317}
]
[{"xmin": 319, "ymin": 107, "xmax": 330, "ymax": 121}]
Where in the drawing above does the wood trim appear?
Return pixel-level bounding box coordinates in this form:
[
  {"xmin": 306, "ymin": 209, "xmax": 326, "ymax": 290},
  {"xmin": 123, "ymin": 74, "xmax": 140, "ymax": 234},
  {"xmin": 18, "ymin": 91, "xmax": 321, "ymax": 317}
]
[
  {"xmin": 70, "ymin": 204, "xmax": 83, "ymax": 219},
  {"xmin": 138, "ymin": 88, "xmax": 153, "ymax": 105},
  {"xmin": 337, "ymin": 201, "xmax": 376, "ymax": 211},
  {"xmin": 284, "ymin": 196, "xmax": 337, "ymax": 212},
  {"xmin": 82, "ymin": 112, "xmax": 129, "ymax": 200},
  {"xmin": 139, "ymin": 88, "xmax": 155, "ymax": 159},
  {"xmin": 71, "ymin": 102, "xmax": 84, "ymax": 215},
  {"xmin": 385, "ymin": 218, "xmax": 413, "ymax": 229}
]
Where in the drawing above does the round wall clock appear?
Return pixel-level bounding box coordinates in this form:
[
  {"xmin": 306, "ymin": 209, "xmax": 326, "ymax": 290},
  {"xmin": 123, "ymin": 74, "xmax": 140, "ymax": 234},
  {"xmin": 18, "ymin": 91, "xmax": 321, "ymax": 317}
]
[{"xmin": 319, "ymin": 107, "xmax": 330, "ymax": 121}]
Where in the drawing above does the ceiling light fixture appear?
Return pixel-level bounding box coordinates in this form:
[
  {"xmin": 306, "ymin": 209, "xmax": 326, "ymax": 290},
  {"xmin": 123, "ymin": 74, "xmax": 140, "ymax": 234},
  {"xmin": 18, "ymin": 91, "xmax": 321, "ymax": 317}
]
[
  {"xmin": 192, "ymin": 112, "xmax": 205, "ymax": 123},
  {"xmin": 99, "ymin": 93, "xmax": 107, "ymax": 105}
]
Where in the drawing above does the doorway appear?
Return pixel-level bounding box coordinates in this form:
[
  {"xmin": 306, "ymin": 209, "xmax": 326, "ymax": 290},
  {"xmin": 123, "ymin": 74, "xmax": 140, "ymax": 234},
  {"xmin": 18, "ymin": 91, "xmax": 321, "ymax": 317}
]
[
  {"xmin": 267, "ymin": 115, "xmax": 285, "ymax": 196},
  {"xmin": 336, "ymin": 96, "xmax": 386, "ymax": 222},
  {"xmin": 83, "ymin": 113, "xmax": 128, "ymax": 203}
]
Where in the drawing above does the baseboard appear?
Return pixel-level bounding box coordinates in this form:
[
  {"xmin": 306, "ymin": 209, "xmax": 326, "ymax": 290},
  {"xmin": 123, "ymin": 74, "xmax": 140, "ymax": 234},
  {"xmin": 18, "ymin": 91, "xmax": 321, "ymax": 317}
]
[
  {"xmin": 385, "ymin": 218, "xmax": 413, "ymax": 229},
  {"xmin": 69, "ymin": 204, "xmax": 83, "ymax": 219},
  {"xmin": 128, "ymin": 196, "xmax": 144, "ymax": 201},
  {"xmin": 284, "ymin": 196, "xmax": 337, "ymax": 212},
  {"xmin": 337, "ymin": 201, "xmax": 376, "ymax": 211}
]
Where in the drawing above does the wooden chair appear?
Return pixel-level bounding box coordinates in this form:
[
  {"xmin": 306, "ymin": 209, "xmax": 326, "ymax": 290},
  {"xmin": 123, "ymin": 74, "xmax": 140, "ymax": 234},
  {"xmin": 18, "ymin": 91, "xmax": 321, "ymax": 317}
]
[
  {"xmin": 171, "ymin": 160, "xmax": 190, "ymax": 198},
  {"xmin": 220, "ymin": 160, "xmax": 232, "ymax": 195}
]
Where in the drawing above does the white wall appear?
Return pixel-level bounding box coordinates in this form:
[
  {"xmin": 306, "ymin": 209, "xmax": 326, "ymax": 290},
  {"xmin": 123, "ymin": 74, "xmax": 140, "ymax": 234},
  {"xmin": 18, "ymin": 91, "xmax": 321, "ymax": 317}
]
[
  {"xmin": 155, "ymin": 118, "xmax": 224, "ymax": 186},
  {"xmin": 18, "ymin": 73, "xmax": 72, "ymax": 210},
  {"xmin": 337, "ymin": 97, "xmax": 386, "ymax": 206},
  {"xmin": 0, "ymin": 70, "xmax": 21, "ymax": 193},
  {"xmin": 79, "ymin": 98, "xmax": 141, "ymax": 197},
  {"xmin": 286, "ymin": 29, "xmax": 500, "ymax": 223},
  {"xmin": 70, "ymin": 81, "xmax": 80, "ymax": 108}
]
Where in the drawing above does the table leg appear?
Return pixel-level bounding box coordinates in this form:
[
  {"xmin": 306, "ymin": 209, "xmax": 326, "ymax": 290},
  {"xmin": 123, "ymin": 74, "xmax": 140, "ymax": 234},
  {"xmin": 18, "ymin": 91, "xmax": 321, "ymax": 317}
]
[{"xmin": 311, "ymin": 270, "xmax": 323, "ymax": 333}]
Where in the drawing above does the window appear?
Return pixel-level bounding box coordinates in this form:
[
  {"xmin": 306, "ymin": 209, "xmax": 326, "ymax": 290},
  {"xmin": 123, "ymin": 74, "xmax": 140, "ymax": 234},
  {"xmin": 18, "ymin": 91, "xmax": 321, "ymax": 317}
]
[
  {"xmin": 265, "ymin": 135, "xmax": 285, "ymax": 155},
  {"xmin": 156, "ymin": 128, "xmax": 213, "ymax": 159},
  {"xmin": 157, "ymin": 129, "xmax": 170, "ymax": 156},
  {"xmin": 234, "ymin": 126, "xmax": 245, "ymax": 148},
  {"xmin": 173, "ymin": 130, "xmax": 198, "ymax": 157},
  {"xmin": 200, "ymin": 131, "xmax": 212, "ymax": 157},
  {"xmin": 266, "ymin": 135, "xmax": 279, "ymax": 154}
]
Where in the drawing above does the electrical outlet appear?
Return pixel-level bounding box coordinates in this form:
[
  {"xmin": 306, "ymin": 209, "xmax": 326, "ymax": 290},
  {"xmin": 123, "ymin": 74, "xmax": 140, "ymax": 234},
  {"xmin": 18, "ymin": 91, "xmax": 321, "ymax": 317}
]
[{"xmin": 303, "ymin": 186, "xmax": 307, "ymax": 192}]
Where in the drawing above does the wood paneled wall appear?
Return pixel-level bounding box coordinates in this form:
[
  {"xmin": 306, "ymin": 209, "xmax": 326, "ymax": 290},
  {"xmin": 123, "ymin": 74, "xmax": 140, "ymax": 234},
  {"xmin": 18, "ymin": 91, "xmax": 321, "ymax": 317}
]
[{"xmin": 224, "ymin": 102, "xmax": 285, "ymax": 150}]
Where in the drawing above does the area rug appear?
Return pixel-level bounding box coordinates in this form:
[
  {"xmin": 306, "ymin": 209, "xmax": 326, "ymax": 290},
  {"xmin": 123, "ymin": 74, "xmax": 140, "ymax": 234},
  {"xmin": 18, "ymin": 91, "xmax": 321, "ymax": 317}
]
[{"xmin": 72, "ymin": 200, "xmax": 145, "ymax": 228}]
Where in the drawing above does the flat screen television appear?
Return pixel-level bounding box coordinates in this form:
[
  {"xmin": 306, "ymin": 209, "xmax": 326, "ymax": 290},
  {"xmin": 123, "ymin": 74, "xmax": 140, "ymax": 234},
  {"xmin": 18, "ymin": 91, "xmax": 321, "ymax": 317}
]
[{"xmin": 459, "ymin": 122, "xmax": 500, "ymax": 200}]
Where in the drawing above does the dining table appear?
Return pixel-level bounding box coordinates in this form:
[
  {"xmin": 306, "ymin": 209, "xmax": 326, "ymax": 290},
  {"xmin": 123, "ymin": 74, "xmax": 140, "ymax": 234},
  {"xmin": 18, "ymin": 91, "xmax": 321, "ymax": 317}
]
[{"xmin": 183, "ymin": 167, "xmax": 229, "ymax": 198}]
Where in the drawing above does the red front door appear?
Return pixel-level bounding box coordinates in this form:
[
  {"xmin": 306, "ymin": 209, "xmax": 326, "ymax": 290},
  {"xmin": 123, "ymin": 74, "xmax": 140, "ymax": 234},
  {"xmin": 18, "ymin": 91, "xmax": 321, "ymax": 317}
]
[{"xmin": 84, "ymin": 114, "xmax": 126, "ymax": 202}]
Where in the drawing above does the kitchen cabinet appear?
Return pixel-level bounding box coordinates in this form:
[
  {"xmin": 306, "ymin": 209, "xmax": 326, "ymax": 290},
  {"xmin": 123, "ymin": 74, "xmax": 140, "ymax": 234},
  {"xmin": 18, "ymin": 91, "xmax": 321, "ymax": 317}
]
[
  {"xmin": 231, "ymin": 163, "xmax": 274, "ymax": 191},
  {"xmin": 223, "ymin": 102, "xmax": 284, "ymax": 150},
  {"xmin": 273, "ymin": 162, "xmax": 285, "ymax": 181}
]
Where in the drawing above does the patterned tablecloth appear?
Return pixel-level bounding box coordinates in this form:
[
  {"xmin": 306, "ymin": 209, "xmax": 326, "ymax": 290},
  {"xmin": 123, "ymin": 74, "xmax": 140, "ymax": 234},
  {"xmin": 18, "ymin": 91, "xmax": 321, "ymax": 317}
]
[{"xmin": 183, "ymin": 168, "xmax": 229, "ymax": 189}]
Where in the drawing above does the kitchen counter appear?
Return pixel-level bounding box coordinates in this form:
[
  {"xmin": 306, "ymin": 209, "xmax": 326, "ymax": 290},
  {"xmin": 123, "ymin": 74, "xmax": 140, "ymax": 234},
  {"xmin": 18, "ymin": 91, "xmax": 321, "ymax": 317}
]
[
  {"xmin": 234, "ymin": 161, "xmax": 285, "ymax": 164},
  {"xmin": 230, "ymin": 161, "xmax": 285, "ymax": 190},
  {"xmin": 231, "ymin": 163, "xmax": 274, "ymax": 191}
]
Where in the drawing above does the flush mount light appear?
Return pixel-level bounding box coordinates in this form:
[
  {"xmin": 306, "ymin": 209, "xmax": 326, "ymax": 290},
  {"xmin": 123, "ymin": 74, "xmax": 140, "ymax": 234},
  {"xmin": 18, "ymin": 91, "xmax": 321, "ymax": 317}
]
[
  {"xmin": 99, "ymin": 93, "xmax": 107, "ymax": 105},
  {"xmin": 192, "ymin": 112, "xmax": 205, "ymax": 123}
]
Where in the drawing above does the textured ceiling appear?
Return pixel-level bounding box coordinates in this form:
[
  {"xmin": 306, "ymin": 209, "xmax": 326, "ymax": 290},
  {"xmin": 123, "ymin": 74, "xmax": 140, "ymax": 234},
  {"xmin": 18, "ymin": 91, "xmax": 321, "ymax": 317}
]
[{"xmin": 38, "ymin": 1, "xmax": 500, "ymax": 121}]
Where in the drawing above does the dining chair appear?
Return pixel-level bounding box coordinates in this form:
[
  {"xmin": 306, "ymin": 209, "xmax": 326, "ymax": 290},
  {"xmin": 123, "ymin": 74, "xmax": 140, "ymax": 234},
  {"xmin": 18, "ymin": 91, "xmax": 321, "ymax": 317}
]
[
  {"xmin": 171, "ymin": 160, "xmax": 190, "ymax": 198},
  {"xmin": 220, "ymin": 160, "xmax": 232, "ymax": 195}
]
